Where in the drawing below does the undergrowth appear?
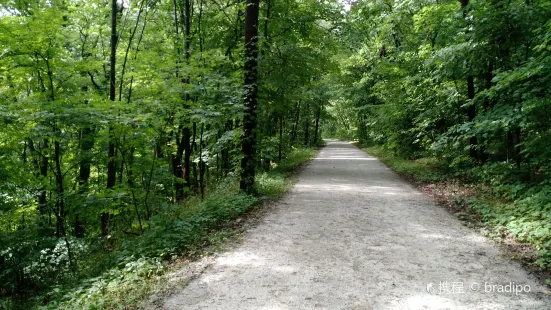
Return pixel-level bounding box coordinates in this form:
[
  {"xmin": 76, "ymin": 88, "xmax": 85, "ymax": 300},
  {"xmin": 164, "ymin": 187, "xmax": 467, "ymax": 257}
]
[
  {"xmin": 363, "ymin": 146, "xmax": 551, "ymax": 285},
  {"xmin": 4, "ymin": 147, "xmax": 317, "ymax": 310},
  {"xmin": 255, "ymin": 147, "xmax": 317, "ymax": 200}
]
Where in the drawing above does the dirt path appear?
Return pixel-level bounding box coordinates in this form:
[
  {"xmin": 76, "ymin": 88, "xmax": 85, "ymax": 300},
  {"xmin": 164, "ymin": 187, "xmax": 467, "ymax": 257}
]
[{"xmin": 162, "ymin": 141, "xmax": 551, "ymax": 309}]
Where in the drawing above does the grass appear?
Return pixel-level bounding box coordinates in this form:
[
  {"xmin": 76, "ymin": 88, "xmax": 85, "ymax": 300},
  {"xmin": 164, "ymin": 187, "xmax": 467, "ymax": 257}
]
[
  {"xmin": 362, "ymin": 145, "xmax": 551, "ymax": 286},
  {"xmin": 9, "ymin": 147, "xmax": 319, "ymax": 310},
  {"xmin": 363, "ymin": 147, "xmax": 448, "ymax": 183},
  {"xmin": 255, "ymin": 147, "xmax": 318, "ymax": 200}
]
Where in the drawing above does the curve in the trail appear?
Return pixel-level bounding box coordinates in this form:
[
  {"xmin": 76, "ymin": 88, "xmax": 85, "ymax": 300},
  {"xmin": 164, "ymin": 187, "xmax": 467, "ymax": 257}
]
[{"xmin": 163, "ymin": 140, "xmax": 551, "ymax": 310}]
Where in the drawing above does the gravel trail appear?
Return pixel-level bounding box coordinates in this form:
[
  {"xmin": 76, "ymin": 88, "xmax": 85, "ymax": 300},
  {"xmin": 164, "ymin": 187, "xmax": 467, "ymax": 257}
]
[{"xmin": 162, "ymin": 140, "xmax": 551, "ymax": 309}]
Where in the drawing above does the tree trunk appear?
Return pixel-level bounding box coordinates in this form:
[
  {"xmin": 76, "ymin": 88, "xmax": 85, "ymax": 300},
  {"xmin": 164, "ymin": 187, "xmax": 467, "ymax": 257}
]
[
  {"xmin": 199, "ymin": 123, "xmax": 205, "ymax": 200},
  {"xmin": 172, "ymin": 130, "xmax": 185, "ymax": 200},
  {"xmin": 107, "ymin": 0, "xmax": 118, "ymax": 190},
  {"xmin": 170, "ymin": 0, "xmax": 193, "ymax": 201},
  {"xmin": 38, "ymin": 139, "xmax": 48, "ymax": 214},
  {"xmin": 291, "ymin": 101, "xmax": 300, "ymax": 143},
  {"xmin": 313, "ymin": 106, "xmax": 321, "ymax": 145},
  {"xmin": 78, "ymin": 127, "xmax": 93, "ymax": 186},
  {"xmin": 104, "ymin": 0, "xmax": 119, "ymax": 236},
  {"xmin": 515, "ymin": 126, "xmax": 521, "ymax": 169},
  {"xmin": 304, "ymin": 102, "xmax": 310, "ymax": 146},
  {"xmin": 222, "ymin": 120, "xmax": 233, "ymax": 177},
  {"xmin": 183, "ymin": 126, "xmax": 191, "ymax": 193},
  {"xmin": 467, "ymin": 75, "xmax": 478, "ymax": 160},
  {"xmin": 53, "ymin": 139, "xmax": 65, "ymax": 238},
  {"xmin": 278, "ymin": 114, "xmax": 283, "ymax": 162},
  {"xmin": 76, "ymin": 126, "xmax": 92, "ymax": 238},
  {"xmin": 460, "ymin": 0, "xmax": 478, "ymax": 161},
  {"xmin": 179, "ymin": 0, "xmax": 193, "ymax": 199},
  {"xmin": 479, "ymin": 61, "xmax": 493, "ymax": 163},
  {"xmin": 53, "ymin": 138, "xmax": 74, "ymax": 266},
  {"xmin": 240, "ymin": 0, "xmax": 260, "ymax": 193},
  {"xmin": 183, "ymin": 0, "xmax": 192, "ymax": 193},
  {"xmin": 191, "ymin": 122, "xmax": 198, "ymax": 192}
]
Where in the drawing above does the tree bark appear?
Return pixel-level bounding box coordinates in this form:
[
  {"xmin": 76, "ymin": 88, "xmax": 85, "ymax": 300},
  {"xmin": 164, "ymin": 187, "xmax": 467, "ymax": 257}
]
[
  {"xmin": 460, "ymin": 0, "xmax": 478, "ymax": 161},
  {"xmin": 107, "ymin": 0, "xmax": 118, "ymax": 190},
  {"xmin": 199, "ymin": 123, "xmax": 205, "ymax": 200},
  {"xmin": 313, "ymin": 106, "xmax": 321, "ymax": 145},
  {"xmin": 104, "ymin": 0, "xmax": 120, "ymax": 236},
  {"xmin": 222, "ymin": 120, "xmax": 233, "ymax": 177},
  {"xmin": 38, "ymin": 139, "xmax": 48, "ymax": 214},
  {"xmin": 291, "ymin": 101, "xmax": 300, "ymax": 143},
  {"xmin": 467, "ymin": 75, "xmax": 478, "ymax": 160},
  {"xmin": 304, "ymin": 102, "xmax": 310, "ymax": 146},
  {"xmin": 172, "ymin": 0, "xmax": 192, "ymax": 201},
  {"xmin": 240, "ymin": 0, "xmax": 260, "ymax": 193},
  {"xmin": 278, "ymin": 114, "xmax": 283, "ymax": 162},
  {"xmin": 183, "ymin": 126, "xmax": 192, "ymax": 193},
  {"xmin": 78, "ymin": 128, "xmax": 93, "ymax": 186},
  {"xmin": 53, "ymin": 139, "xmax": 65, "ymax": 238}
]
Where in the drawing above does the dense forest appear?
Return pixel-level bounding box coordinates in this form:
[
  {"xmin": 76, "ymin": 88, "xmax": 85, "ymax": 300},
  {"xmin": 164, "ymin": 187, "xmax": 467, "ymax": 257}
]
[
  {"xmin": 0, "ymin": 0, "xmax": 338, "ymax": 307},
  {"xmin": 326, "ymin": 0, "xmax": 551, "ymax": 288},
  {"xmin": 1, "ymin": 0, "xmax": 551, "ymax": 308}
]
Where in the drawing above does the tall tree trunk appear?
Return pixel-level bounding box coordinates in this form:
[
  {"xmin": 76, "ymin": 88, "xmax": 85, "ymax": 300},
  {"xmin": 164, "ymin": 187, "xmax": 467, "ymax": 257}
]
[
  {"xmin": 107, "ymin": 0, "xmax": 118, "ymax": 190},
  {"xmin": 278, "ymin": 114, "xmax": 283, "ymax": 162},
  {"xmin": 183, "ymin": 126, "xmax": 191, "ymax": 194},
  {"xmin": 479, "ymin": 61, "xmax": 493, "ymax": 163},
  {"xmin": 183, "ymin": 0, "xmax": 192, "ymax": 195},
  {"xmin": 184, "ymin": 0, "xmax": 191, "ymax": 62},
  {"xmin": 104, "ymin": 0, "xmax": 119, "ymax": 236},
  {"xmin": 291, "ymin": 101, "xmax": 300, "ymax": 143},
  {"xmin": 171, "ymin": 0, "xmax": 191, "ymax": 201},
  {"xmin": 53, "ymin": 139, "xmax": 64, "ymax": 237},
  {"xmin": 460, "ymin": 0, "xmax": 478, "ymax": 161},
  {"xmin": 507, "ymin": 127, "xmax": 522, "ymax": 169},
  {"xmin": 172, "ymin": 0, "xmax": 192, "ymax": 201},
  {"xmin": 191, "ymin": 122, "xmax": 198, "ymax": 192},
  {"xmin": 199, "ymin": 123, "xmax": 205, "ymax": 200},
  {"xmin": 38, "ymin": 139, "xmax": 48, "ymax": 215},
  {"xmin": 240, "ymin": 0, "xmax": 260, "ymax": 193},
  {"xmin": 222, "ymin": 120, "xmax": 233, "ymax": 177},
  {"xmin": 78, "ymin": 127, "xmax": 93, "ymax": 186},
  {"xmin": 76, "ymin": 126, "xmax": 92, "ymax": 238},
  {"xmin": 515, "ymin": 126, "xmax": 522, "ymax": 169},
  {"xmin": 313, "ymin": 106, "xmax": 321, "ymax": 145},
  {"xmin": 172, "ymin": 135, "xmax": 185, "ymax": 200},
  {"xmin": 303, "ymin": 102, "xmax": 310, "ymax": 146},
  {"xmin": 467, "ymin": 75, "xmax": 478, "ymax": 160},
  {"xmin": 54, "ymin": 138, "xmax": 74, "ymax": 267}
]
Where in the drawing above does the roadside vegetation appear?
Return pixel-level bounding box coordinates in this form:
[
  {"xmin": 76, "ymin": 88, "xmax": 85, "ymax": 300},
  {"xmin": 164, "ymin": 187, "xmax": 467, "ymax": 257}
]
[
  {"xmin": 361, "ymin": 146, "xmax": 551, "ymax": 286},
  {"xmin": 322, "ymin": 0, "xmax": 551, "ymax": 287},
  {"xmin": 0, "ymin": 0, "xmax": 336, "ymax": 308},
  {"xmin": 2, "ymin": 146, "xmax": 317, "ymax": 310}
]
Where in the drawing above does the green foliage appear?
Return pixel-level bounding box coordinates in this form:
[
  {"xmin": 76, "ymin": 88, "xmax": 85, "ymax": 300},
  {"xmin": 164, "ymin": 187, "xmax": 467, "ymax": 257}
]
[
  {"xmin": 33, "ymin": 143, "xmax": 315, "ymax": 309},
  {"xmin": 2, "ymin": 143, "xmax": 315, "ymax": 309},
  {"xmin": 363, "ymin": 147, "xmax": 448, "ymax": 184},
  {"xmin": 368, "ymin": 145, "xmax": 551, "ymax": 276},
  {"xmin": 327, "ymin": 0, "xmax": 551, "ymax": 278},
  {"xmin": 0, "ymin": 0, "xmax": 340, "ymax": 307},
  {"xmin": 273, "ymin": 147, "xmax": 317, "ymax": 174},
  {"xmin": 255, "ymin": 147, "xmax": 317, "ymax": 199},
  {"xmin": 42, "ymin": 256, "xmax": 166, "ymax": 310},
  {"xmin": 131, "ymin": 193, "xmax": 258, "ymax": 259}
]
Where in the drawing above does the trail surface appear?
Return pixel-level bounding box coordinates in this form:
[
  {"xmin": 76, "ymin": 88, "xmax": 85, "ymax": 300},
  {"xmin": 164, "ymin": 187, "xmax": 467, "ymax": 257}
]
[{"xmin": 163, "ymin": 141, "xmax": 550, "ymax": 309}]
